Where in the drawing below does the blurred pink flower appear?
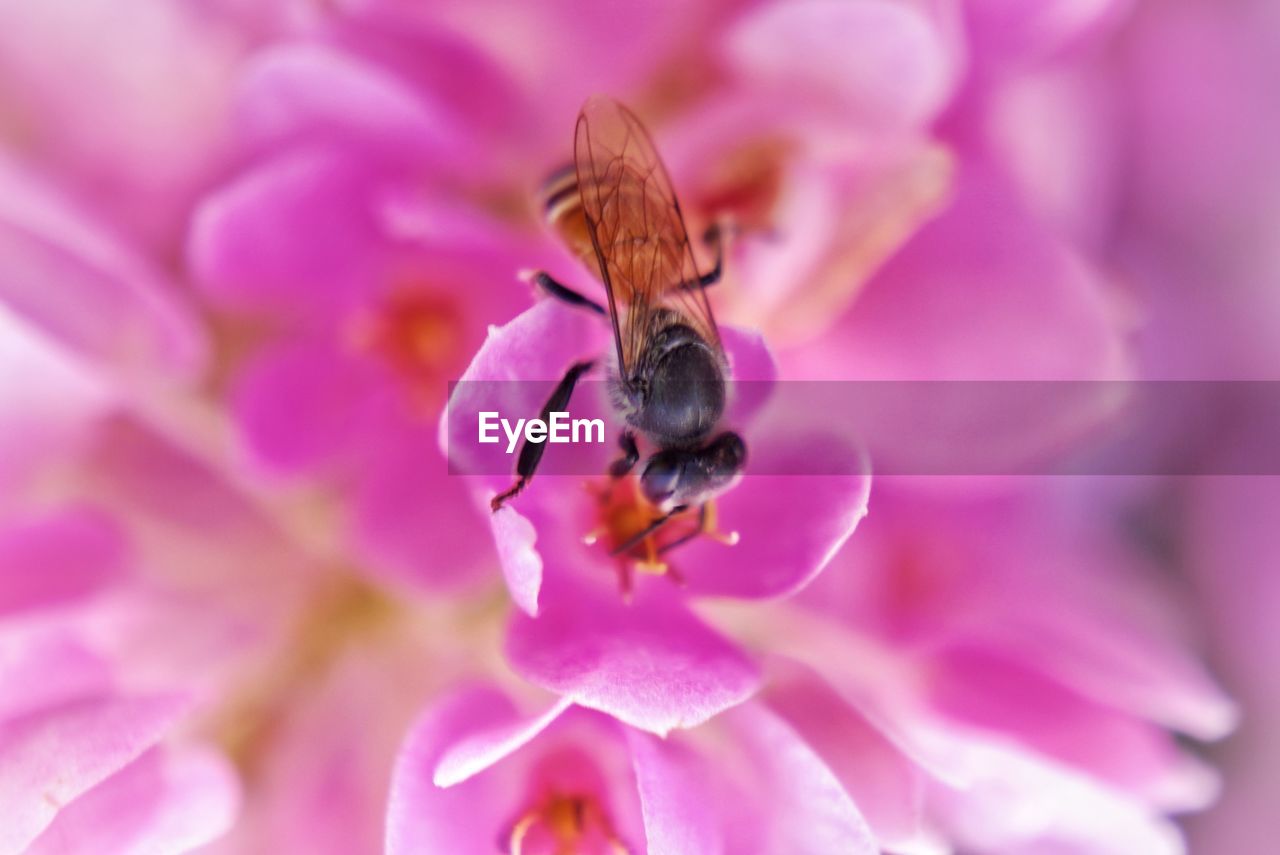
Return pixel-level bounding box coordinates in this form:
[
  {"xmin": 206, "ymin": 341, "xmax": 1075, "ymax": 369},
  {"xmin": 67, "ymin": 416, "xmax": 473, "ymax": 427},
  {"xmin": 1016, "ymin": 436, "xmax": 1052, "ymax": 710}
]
[
  {"xmin": 387, "ymin": 683, "xmax": 878, "ymax": 855},
  {"xmin": 1184, "ymin": 476, "xmax": 1280, "ymax": 854},
  {"xmin": 0, "ymin": 126, "xmax": 473, "ymax": 848},
  {"xmin": 190, "ymin": 149, "xmax": 536, "ymax": 590},
  {"xmin": 0, "ymin": 154, "xmax": 208, "ymax": 392},
  {"xmin": 5, "ymin": 375, "xmax": 501, "ymax": 854},
  {"xmin": 0, "ymin": 0, "xmax": 256, "ymax": 249},
  {"xmin": 760, "ymin": 480, "xmax": 1236, "ymax": 852},
  {"xmin": 184, "ymin": 37, "xmax": 591, "ymax": 591},
  {"xmin": 761, "ymin": 5, "xmax": 1135, "ymax": 473}
]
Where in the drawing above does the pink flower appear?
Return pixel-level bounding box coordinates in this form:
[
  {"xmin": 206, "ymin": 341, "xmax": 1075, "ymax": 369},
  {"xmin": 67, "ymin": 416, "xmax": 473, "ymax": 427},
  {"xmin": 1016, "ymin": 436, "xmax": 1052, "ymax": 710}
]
[
  {"xmin": 445, "ymin": 298, "xmax": 871, "ymax": 732},
  {"xmin": 387, "ymin": 683, "xmax": 878, "ymax": 855},
  {"xmin": 0, "ymin": 124, "xmax": 437, "ymax": 851},
  {"xmin": 187, "ymin": 78, "xmax": 549, "ymax": 591},
  {"xmin": 766, "ymin": 480, "xmax": 1237, "ymax": 852},
  {"xmin": 187, "ymin": 0, "xmax": 957, "ymax": 596}
]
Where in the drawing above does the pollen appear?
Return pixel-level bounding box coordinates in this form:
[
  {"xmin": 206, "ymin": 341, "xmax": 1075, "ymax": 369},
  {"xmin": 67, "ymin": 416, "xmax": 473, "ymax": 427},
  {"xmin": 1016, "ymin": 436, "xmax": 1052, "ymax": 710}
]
[
  {"xmin": 507, "ymin": 792, "xmax": 631, "ymax": 855},
  {"xmin": 582, "ymin": 478, "xmax": 738, "ymax": 594}
]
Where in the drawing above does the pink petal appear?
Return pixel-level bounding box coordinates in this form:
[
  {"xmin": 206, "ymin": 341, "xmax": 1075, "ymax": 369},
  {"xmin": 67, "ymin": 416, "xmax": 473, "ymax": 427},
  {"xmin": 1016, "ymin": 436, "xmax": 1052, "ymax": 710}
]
[
  {"xmin": 985, "ymin": 64, "xmax": 1121, "ymax": 254},
  {"xmin": 231, "ymin": 338, "xmax": 389, "ymax": 477},
  {"xmin": 188, "ymin": 145, "xmax": 388, "ymax": 316},
  {"xmin": 927, "ymin": 737, "xmax": 1187, "ymax": 855},
  {"xmin": 720, "ymin": 702, "xmax": 877, "ymax": 855},
  {"xmin": 0, "ymin": 634, "xmax": 112, "ymax": 722},
  {"xmin": 811, "ymin": 488, "xmax": 1237, "ymax": 740},
  {"xmin": 929, "ymin": 643, "xmax": 1218, "ymax": 810},
  {"xmin": 389, "ymin": 687, "xmax": 641, "ymax": 855},
  {"xmin": 506, "ymin": 580, "xmax": 760, "ymax": 736},
  {"xmin": 443, "ymin": 299, "xmax": 613, "ymax": 496},
  {"xmin": 0, "ymin": 155, "xmax": 207, "ymax": 385},
  {"xmin": 385, "ymin": 0, "xmax": 695, "ymax": 155},
  {"xmin": 0, "ymin": 693, "xmax": 188, "ymax": 853},
  {"xmin": 789, "ymin": 162, "xmax": 1127, "ymax": 381},
  {"xmin": 626, "ymin": 729, "xmax": 724, "ymax": 855},
  {"xmin": 0, "ymin": 507, "xmax": 127, "ymax": 616},
  {"xmin": 1185, "ymin": 476, "xmax": 1280, "ymax": 852},
  {"xmin": 960, "ymin": 503, "xmax": 1238, "ymax": 741},
  {"xmin": 677, "ymin": 423, "xmax": 871, "ymax": 599},
  {"xmin": 224, "ymin": 649, "xmax": 440, "ymax": 855},
  {"xmin": 449, "ymin": 297, "xmax": 610, "ymax": 382},
  {"xmin": 332, "ymin": 18, "xmax": 536, "ymax": 157},
  {"xmin": 1124, "ymin": 1, "xmax": 1280, "ymax": 259},
  {"xmin": 0, "ymin": 0, "xmax": 240, "ymax": 243},
  {"xmin": 782, "ymin": 164, "xmax": 1129, "ymax": 474},
  {"xmin": 64, "ymin": 414, "xmax": 316, "ymax": 616},
  {"xmin": 433, "ymin": 696, "xmax": 574, "ymax": 787},
  {"xmin": 387, "ymin": 686, "xmax": 528, "ymax": 855},
  {"xmin": 0, "ymin": 307, "xmax": 116, "ymax": 495},
  {"xmin": 721, "ymin": 324, "xmax": 777, "ymax": 426},
  {"xmin": 235, "ymin": 43, "xmax": 468, "ymax": 164},
  {"xmin": 973, "ymin": 593, "xmax": 1238, "ymax": 744},
  {"xmin": 350, "ymin": 436, "xmax": 497, "ymax": 593},
  {"xmin": 723, "ymin": 0, "xmax": 956, "ymax": 131},
  {"xmin": 489, "ymin": 507, "xmax": 543, "ymax": 617},
  {"xmin": 24, "ymin": 746, "xmax": 239, "ymax": 855},
  {"xmin": 964, "ymin": 0, "xmax": 1132, "ymax": 69},
  {"xmin": 762, "ymin": 661, "xmax": 934, "ymax": 853}
]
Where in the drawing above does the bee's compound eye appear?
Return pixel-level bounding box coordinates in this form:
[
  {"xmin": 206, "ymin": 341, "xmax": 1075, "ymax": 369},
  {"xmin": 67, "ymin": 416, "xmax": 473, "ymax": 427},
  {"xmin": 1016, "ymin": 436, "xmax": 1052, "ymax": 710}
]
[
  {"xmin": 707, "ymin": 433, "xmax": 746, "ymax": 472},
  {"xmin": 639, "ymin": 453, "xmax": 683, "ymax": 506}
]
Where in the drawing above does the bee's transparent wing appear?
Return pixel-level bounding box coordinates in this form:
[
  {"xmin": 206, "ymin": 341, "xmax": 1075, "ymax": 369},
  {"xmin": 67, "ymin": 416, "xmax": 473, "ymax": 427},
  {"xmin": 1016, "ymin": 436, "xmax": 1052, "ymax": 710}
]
[{"xmin": 573, "ymin": 96, "xmax": 722, "ymax": 387}]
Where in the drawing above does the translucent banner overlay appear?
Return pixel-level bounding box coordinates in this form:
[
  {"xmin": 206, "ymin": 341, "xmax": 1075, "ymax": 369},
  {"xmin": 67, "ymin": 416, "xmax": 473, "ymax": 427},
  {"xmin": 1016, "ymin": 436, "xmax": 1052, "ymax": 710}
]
[{"xmin": 444, "ymin": 380, "xmax": 1280, "ymax": 476}]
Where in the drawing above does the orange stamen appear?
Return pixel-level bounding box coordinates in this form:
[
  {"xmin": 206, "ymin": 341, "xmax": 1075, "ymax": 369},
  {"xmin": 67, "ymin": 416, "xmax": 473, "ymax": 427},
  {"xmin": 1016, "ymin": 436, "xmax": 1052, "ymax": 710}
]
[
  {"xmin": 583, "ymin": 477, "xmax": 738, "ymax": 593},
  {"xmin": 506, "ymin": 793, "xmax": 631, "ymax": 855}
]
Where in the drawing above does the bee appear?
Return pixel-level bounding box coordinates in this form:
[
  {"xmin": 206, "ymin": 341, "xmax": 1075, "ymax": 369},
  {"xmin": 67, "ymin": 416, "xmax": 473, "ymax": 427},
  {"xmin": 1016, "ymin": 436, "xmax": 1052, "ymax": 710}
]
[{"xmin": 491, "ymin": 96, "xmax": 746, "ymax": 551}]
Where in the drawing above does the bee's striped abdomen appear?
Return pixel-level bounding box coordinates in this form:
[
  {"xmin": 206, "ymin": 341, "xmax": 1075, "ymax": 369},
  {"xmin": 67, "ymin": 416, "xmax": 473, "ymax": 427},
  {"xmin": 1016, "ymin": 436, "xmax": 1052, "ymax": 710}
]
[{"xmin": 538, "ymin": 164, "xmax": 602, "ymax": 281}]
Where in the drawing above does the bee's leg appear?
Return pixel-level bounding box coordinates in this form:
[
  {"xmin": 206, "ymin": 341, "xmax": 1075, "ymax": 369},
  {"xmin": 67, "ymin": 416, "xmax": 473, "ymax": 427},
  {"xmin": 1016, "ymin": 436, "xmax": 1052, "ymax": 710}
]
[
  {"xmin": 608, "ymin": 431, "xmax": 639, "ymax": 478},
  {"xmin": 693, "ymin": 219, "xmax": 735, "ymax": 289},
  {"xmin": 656, "ymin": 504, "xmax": 709, "ymax": 556},
  {"xmin": 608, "ymin": 505, "xmax": 687, "ymax": 557},
  {"xmin": 658, "ymin": 502, "xmax": 740, "ymax": 556},
  {"xmin": 490, "ymin": 360, "xmax": 595, "ymax": 511},
  {"xmin": 521, "ymin": 270, "xmax": 607, "ymax": 316}
]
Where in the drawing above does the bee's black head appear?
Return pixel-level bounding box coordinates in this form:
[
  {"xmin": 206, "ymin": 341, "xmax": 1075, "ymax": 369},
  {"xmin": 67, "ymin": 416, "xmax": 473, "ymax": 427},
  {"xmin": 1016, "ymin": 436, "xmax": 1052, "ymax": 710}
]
[{"xmin": 639, "ymin": 431, "xmax": 746, "ymax": 511}]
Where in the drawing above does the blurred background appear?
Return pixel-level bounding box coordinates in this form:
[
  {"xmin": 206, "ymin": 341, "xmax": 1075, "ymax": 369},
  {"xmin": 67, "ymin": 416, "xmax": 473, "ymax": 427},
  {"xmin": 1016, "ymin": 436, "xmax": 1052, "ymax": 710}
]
[{"xmin": 0, "ymin": 1, "xmax": 1277, "ymax": 853}]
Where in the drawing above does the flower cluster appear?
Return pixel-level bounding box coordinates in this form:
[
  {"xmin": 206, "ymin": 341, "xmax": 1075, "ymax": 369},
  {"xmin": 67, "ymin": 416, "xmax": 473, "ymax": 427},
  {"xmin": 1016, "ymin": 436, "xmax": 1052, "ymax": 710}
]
[{"xmin": 0, "ymin": 1, "xmax": 1272, "ymax": 853}]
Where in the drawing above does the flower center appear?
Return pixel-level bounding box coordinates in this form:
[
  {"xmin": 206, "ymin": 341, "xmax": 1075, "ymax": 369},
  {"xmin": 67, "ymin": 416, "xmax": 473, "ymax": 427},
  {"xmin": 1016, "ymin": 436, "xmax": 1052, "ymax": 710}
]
[
  {"xmin": 582, "ymin": 477, "xmax": 737, "ymax": 594},
  {"xmin": 508, "ymin": 792, "xmax": 630, "ymax": 855},
  {"xmin": 348, "ymin": 290, "xmax": 462, "ymax": 412}
]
